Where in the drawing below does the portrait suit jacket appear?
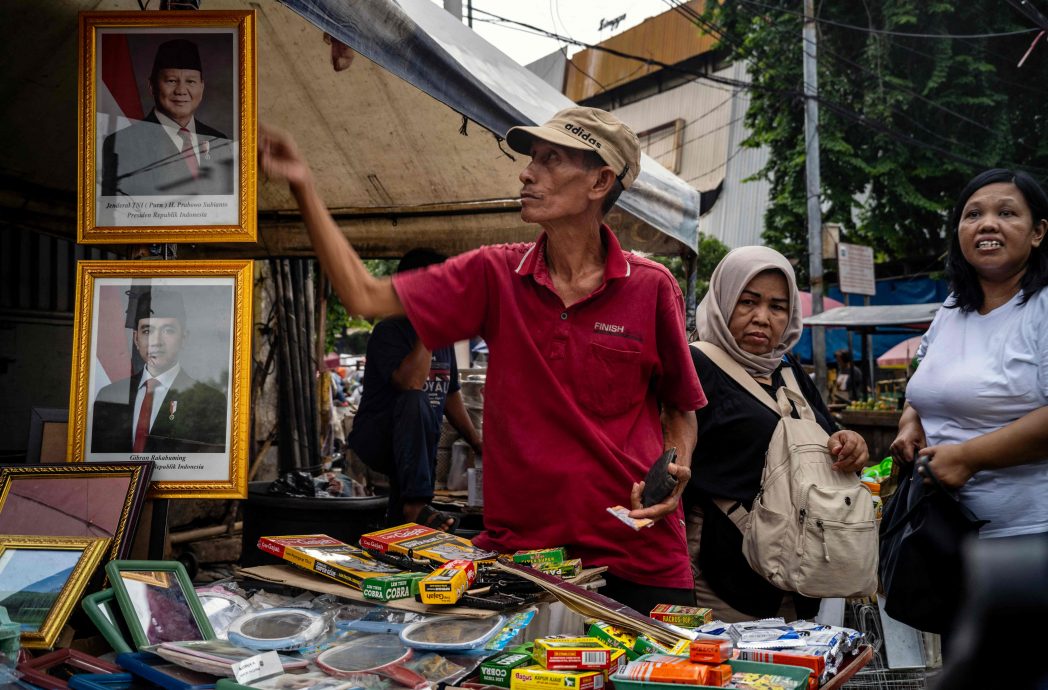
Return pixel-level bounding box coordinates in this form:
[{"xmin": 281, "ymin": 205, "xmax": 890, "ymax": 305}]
[
  {"xmin": 101, "ymin": 110, "xmax": 235, "ymax": 197},
  {"xmin": 91, "ymin": 368, "xmax": 227, "ymax": 454}
]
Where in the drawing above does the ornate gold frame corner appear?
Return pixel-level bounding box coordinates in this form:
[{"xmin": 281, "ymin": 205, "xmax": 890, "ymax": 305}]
[{"xmin": 0, "ymin": 535, "xmax": 112, "ymax": 650}]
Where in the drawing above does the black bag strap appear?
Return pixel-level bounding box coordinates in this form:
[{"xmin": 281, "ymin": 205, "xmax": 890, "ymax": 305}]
[{"xmin": 880, "ymin": 457, "xmax": 984, "ymax": 539}]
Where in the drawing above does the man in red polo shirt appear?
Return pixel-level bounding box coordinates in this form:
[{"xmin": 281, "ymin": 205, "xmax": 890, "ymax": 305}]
[{"xmin": 260, "ymin": 107, "xmax": 706, "ymax": 611}]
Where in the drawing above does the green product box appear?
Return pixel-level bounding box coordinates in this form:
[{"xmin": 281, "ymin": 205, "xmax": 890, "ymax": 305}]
[
  {"xmin": 535, "ymin": 558, "xmax": 581, "ymax": 579},
  {"xmin": 587, "ymin": 622, "xmax": 639, "ymax": 661},
  {"xmin": 479, "ymin": 652, "xmax": 535, "ymax": 688},
  {"xmin": 512, "ymin": 547, "xmax": 567, "ymax": 567},
  {"xmin": 361, "ymin": 572, "xmax": 425, "ymax": 602},
  {"xmin": 633, "ymin": 635, "xmax": 690, "ymax": 657}
]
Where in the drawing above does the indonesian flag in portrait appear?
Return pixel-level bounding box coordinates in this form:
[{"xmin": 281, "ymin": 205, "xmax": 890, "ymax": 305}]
[
  {"xmin": 97, "ymin": 33, "xmax": 145, "ymax": 135},
  {"xmin": 94, "ymin": 285, "xmax": 134, "ymax": 394}
]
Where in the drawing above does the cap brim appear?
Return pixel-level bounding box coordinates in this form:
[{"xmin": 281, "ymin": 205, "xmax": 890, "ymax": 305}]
[{"xmin": 505, "ymin": 125, "xmax": 599, "ymax": 157}]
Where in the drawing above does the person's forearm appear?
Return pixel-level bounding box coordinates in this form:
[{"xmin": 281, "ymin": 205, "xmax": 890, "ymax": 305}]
[
  {"xmin": 960, "ymin": 406, "xmax": 1048, "ymax": 472},
  {"xmin": 662, "ymin": 405, "xmax": 697, "ymax": 468},
  {"xmin": 290, "ymin": 176, "xmax": 403, "ymax": 318},
  {"xmin": 445, "ymin": 391, "xmax": 482, "ymax": 452}
]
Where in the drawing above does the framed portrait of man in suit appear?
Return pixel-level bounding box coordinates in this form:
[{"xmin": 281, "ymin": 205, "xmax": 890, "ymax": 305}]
[
  {"xmin": 68, "ymin": 261, "xmax": 253, "ymax": 499},
  {"xmin": 78, "ymin": 11, "xmax": 256, "ymax": 244}
]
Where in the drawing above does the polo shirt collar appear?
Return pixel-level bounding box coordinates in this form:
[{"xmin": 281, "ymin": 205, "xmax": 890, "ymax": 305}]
[{"xmin": 514, "ymin": 224, "xmax": 630, "ymax": 282}]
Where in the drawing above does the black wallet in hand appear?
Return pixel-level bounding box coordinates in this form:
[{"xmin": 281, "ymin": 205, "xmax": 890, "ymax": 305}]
[{"xmin": 641, "ymin": 447, "xmax": 679, "ymax": 507}]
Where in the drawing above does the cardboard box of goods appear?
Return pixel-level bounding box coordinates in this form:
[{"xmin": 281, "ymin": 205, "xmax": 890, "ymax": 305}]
[
  {"xmin": 511, "ymin": 548, "xmax": 567, "ymax": 566},
  {"xmin": 510, "ymin": 666, "xmax": 604, "ymax": 690},
  {"xmin": 360, "ymin": 572, "xmax": 426, "ymax": 602},
  {"xmin": 257, "ymin": 535, "xmax": 403, "ymax": 588},
  {"xmin": 479, "ymin": 652, "xmax": 535, "ymax": 688},
  {"xmin": 649, "ymin": 604, "xmax": 713, "ymax": 628},
  {"xmin": 532, "ymin": 637, "xmax": 616, "ymax": 670},
  {"xmin": 359, "ymin": 523, "xmax": 497, "ymax": 566}
]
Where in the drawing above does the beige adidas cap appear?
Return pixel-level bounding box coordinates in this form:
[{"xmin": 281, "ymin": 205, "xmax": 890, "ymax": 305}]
[{"xmin": 506, "ymin": 106, "xmax": 641, "ymax": 189}]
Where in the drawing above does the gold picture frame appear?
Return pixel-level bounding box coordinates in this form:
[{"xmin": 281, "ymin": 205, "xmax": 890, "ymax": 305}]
[
  {"xmin": 0, "ymin": 535, "xmax": 112, "ymax": 650},
  {"xmin": 77, "ymin": 10, "xmax": 256, "ymax": 244},
  {"xmin": 68, "ymin": 260, "xmax": 253, "ymax": 499}
]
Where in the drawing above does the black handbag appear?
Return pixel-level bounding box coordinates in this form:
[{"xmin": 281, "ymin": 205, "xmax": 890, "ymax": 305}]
[{"xmin": 879, "ymin": 457, "xmax": 988, "ymax": 633}]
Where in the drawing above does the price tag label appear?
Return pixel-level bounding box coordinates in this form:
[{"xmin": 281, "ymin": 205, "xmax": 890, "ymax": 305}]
[{"xmin": 232, "ymin": 651, "xmax": 283, "ymax": 684}]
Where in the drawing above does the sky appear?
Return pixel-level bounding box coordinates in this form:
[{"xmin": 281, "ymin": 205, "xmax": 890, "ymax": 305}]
[{"xmin": 432, "ymin": 0, "xmax": 675, "ymax": 66}]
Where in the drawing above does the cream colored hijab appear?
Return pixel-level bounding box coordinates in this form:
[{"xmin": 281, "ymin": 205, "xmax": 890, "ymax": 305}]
[{"xmin": 695, "ymin": 246, "xmax": 803, "ymax": 378}]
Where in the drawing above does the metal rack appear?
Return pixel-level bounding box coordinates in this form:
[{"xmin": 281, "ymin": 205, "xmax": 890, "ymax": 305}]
[{"xmin": 842, "ymin": 602, "xmax": 932, "ymax": 690}]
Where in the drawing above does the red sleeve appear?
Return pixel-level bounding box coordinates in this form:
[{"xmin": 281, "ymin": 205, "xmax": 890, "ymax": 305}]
[
  {"xmin": 654, "ymin": 271, "xmax": 707, "ymax": 411},
  {"xmin": 391, "ymin": 248, "xmax": 490, "ymax": 351}
]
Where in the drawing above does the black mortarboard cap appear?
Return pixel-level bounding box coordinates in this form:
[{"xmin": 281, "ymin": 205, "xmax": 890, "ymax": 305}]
[
  {"xmin": 151, "ymin": 39, "xmax": 203, "ymax": 79},
  {"xmin": 132, "ymin": 289, "xmax": 187, "ymax": 326}
]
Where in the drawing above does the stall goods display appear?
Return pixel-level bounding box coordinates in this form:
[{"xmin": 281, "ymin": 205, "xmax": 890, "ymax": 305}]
[
  {"xmin": 511, "ymin": 548, "xmax": 567, "ymax": 566},
  {"xmin": 257, "ymin": 535, "xmax": 402, "ymax": 588},
  {"xmin": 689, "ymin": 639, "xmax": 732, "ymax": 664},
  {"xmin": 361, "ymin": 573, "xmax": 427, "ymax": 602},
  {"xmin": 650, "ymin": 605, "xmax": 713, "ymax": 628},
  {"xmin": 619, "ymin": 654, "xmax": 732, "ymax": 686},
  {"xmin": 587, "ymin": 621, "xmax": 640, "ymax": 661},
  {"xmin": 533, "ymin": 559, "xmax": 582, "ymax": 579},
  {"xmin": 479, "ymin": 652, "xmax": 535, "ymax": 688},
  {"xmin": 531, "ymin": 637, "xmax": 618, "ymax": 671},
  {"xmin": 360, "ymin": 523, "xmax": 497, "ymax": 567},
  {"xmin": 418, "ymin": 559, "xmax": 477, "ymax": 605},
  {"xmin": 510, "ymin": 666, "xmax": 604, "ymax": 690}
]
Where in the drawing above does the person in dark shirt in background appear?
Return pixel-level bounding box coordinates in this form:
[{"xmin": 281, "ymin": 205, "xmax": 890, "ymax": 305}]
[{"xmin": 346, "ymin": 250, "xmax": 482, "ymax": 531}]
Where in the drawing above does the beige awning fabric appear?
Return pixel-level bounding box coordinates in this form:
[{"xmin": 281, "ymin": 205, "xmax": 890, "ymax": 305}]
[{"xmin": 1, "ymin": 1, "xmax": 692, "ymax": 257}]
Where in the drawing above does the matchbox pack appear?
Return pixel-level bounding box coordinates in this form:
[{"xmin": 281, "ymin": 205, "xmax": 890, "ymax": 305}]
[
  {"xmin": 359, "ymin": 523, "xmax": 497, "ymax": 567},
  {"xmin": 257, "ymin": 534, "xmax": 402, "ymax": 588}
]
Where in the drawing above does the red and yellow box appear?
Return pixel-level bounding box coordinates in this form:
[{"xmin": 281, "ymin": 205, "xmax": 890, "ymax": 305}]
[
  {"xmin": 649, "ymin": 604, "xmax": 713, "ymax": 628},
  {"xmin": 510, "ymin": 666, "xmax": 604, "ymax": 690},
  {"xmin": 533, "ymin": 637, "xmax": 617, "ymax": 671},
  {"xmin": 418, "ymin": 559, "xmax": 476, "ymax": 605},
  {"xmin": 359, "ymin": 523, "xmax": 496, "ymax": 566}
]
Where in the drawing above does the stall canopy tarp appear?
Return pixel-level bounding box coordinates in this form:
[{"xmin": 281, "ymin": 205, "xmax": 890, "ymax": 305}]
[
  {"xmin": 877, "ymin": 335, "xmax": 924, "ymax": 368},
  {"xmin": 802, "ymin": 303, "xmax": 943, "ymax": 328},
  {"xmin": 281, "ymin": 0, "xmax": 701, "ymax": 250},
  {"xmin": 0, "ymin": 1, "xmax": 695, "ymax": 257}
]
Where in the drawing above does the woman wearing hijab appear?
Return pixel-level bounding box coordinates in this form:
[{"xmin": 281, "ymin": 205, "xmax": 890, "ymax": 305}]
[{"xmin": 685, "ymin": 246, "xmax": 868, "ymax": 621}]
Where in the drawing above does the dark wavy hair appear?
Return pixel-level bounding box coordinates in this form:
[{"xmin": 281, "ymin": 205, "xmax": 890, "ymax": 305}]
[{"xmin": 945, "ymin": 168, "xmax": 1048, "ymax": 312}]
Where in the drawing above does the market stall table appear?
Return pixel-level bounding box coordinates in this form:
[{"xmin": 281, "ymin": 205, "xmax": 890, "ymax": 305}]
[{"xmin": 835, "ymin": 410, "xmax": 902, "ymax": 465}]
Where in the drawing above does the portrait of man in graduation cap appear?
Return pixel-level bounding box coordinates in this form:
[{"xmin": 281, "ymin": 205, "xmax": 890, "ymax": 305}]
[
  {"xmin": 101, "ymin": 37, "xmax": 235, "ymax": 197},
  {"xmin": 91, "ymin": 288, "xmax": 228, "ymax": 454}
]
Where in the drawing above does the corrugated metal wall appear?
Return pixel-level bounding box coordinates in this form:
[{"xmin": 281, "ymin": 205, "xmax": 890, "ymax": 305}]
[
  {"xmin": 699, "ymin": 62, "xmax": 771, "ymax": 248},
  {"xmin": 565, "ymin": 0, "xmax": 716, "ymax": 102},
  {"xmin": 610, "ymin": 65, "xmax": 736, "ymax": 194}
]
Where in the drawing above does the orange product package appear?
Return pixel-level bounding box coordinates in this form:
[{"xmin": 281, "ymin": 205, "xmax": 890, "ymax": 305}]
[
  {"xmin": 689, "ymin": 638, "xmax": 733, "ymax": 664},
  {"xmin": 620, "ymin": 654, "xmax": 731, "ymax": 686}
]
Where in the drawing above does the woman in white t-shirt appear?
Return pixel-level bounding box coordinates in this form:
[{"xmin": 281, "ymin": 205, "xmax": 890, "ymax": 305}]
[{"xmin": 890, "ymin": 169, "xmax": 1048, "ymax": 537}]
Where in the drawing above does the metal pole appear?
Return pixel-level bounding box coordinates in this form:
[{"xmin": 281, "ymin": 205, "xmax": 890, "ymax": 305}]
[{"xmin": 803, "ymin": 0, "xmax": 827, "ymax": 393}]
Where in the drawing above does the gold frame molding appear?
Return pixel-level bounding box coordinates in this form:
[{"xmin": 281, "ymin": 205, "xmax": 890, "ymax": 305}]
[
  {"xmin": 0, "ymin": 535, "xmax": 112, "ymax": 650},
  {"xmin": 77, "ymin": 10, "xmax": 257, "ymax": 244},
  {"xmin": 68, "ymin": 260, "xmax": 253, "ymax": 499},
  {"xmin": 0, "ymin": 462, "xmax": 152, "ymax": 562}
]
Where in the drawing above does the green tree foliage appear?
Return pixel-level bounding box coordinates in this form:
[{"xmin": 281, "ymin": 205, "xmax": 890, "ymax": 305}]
[
  {"xmin": 323, "ymin": 259, "xmax": 398, "ymax": 352},
  {"xmin": 704, "ymin": 0, "xmax": 1048, "ymax": 280},
  {"xmin": 649, "ymin": 233, "xmax": 731, "ymax": 299}
]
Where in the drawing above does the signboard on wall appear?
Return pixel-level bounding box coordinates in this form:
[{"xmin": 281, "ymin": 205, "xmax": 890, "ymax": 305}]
[{"xmin": 838, "ymin": 242, "xmax": 876, "ymax": 296}]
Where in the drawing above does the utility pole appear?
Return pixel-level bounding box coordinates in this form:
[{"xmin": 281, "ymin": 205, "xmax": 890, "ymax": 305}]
[{"xmin": 803, "ymin": 0, "xmax": 827, "ymax": 392}]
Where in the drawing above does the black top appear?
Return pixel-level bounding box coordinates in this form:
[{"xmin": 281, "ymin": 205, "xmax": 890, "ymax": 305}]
[
  {"xmin": 687, "ymin": 347, "xmax": 838, "ymax": 507},
  {"xmin": 684, "ymin": 346, "xmax": 838, "ymax": 619}
]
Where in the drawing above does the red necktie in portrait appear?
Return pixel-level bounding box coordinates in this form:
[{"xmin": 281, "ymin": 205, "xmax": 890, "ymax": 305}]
[
  {"xmin": 133, "ymin": 378, "xmax": 158, "ymax": 453},
  {"xmin": 178, "ymin": 127, "xmax": 199, "ymax": 179}
]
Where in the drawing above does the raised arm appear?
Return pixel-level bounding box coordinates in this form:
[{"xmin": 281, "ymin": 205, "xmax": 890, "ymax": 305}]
[{"xmin": 259, "ymin": 124, "xmax": 404, "ymax": 318}]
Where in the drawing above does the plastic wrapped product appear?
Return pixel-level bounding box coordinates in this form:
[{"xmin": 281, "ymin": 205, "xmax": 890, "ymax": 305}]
[
  {"xmin": 227, "ymin": 608, "xmax": 328, "ymax": 652},
  {"xmin": 399, "ymin": 615, "xmax": 506, "ymax": 651}
]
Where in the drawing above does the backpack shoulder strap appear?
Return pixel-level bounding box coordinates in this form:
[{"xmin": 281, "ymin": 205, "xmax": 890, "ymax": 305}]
[{"xmin": 693, "ymin": 341, "xmax": 779, "ymax": 414}]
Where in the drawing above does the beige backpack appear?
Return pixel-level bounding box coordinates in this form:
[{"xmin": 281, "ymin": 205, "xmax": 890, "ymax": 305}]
[{"xmin": 694, "ymin": 342, "xmax": 878, "ymax": 598}]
